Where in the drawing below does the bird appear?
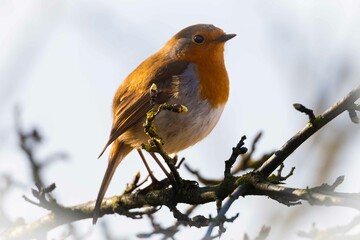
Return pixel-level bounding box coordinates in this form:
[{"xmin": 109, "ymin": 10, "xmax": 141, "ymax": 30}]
[{"xmin": 93, "ymin": 24, "xmax": 235, "ymax": 224}]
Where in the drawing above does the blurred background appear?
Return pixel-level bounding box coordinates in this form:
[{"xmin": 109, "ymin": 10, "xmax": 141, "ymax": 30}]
[{"xmin": 0, "ymin": 0, "xmax": 359, "ymax": 239}]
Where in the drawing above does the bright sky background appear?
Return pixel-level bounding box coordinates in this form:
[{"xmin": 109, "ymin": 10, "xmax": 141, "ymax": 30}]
[{"xmin": 1, "ymin": 1, "xmax": 360, "ymax": 239}]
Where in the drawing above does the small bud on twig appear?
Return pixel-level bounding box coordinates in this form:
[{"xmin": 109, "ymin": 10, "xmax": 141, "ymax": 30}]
[{"xmin": 293, "ymin": 103, "xmax": 316, "ymax": 122}]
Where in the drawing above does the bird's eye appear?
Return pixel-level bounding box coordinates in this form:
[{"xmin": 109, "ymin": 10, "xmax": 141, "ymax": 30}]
[{"xmin": 193, "ymin": 35, "xmax": 204, "ymax": 44}]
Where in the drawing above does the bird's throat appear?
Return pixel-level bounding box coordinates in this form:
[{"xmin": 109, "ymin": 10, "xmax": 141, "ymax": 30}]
[{"xmin": 196, "ymin": 60, "xmax": 229, "ymax": 107}]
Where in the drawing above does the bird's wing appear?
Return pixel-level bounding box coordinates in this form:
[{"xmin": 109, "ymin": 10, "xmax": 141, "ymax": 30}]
[{"xmin": 98, "ymin": 59, "xmax": 189, "ymax": 158}]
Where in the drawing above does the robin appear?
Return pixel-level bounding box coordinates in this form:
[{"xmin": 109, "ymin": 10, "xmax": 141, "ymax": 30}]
[{"xmin": 93, "ymin": 24, "xmax": 235, "ymax": 224}]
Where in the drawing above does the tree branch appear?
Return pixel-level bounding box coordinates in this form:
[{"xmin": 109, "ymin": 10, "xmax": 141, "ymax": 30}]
[
  {"xmin": 203, "ymin": 84, "xmax": 360, "ymax": 239},
  {"xmin": 248, "ymin": 176, "xmax": 360, "ymax": 210},
  {"xmin": 1, "ymin": 85, "xmax": 359, "ymax": 240},
  {"xmin": 257, "ymin": 84, "xmax": 360, "ymax": 177}
]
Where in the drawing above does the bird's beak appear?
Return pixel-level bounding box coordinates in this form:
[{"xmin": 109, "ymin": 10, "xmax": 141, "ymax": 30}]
[{"xmin": 216, "ymin": 33, "xmax": 236, "ymax": 42}]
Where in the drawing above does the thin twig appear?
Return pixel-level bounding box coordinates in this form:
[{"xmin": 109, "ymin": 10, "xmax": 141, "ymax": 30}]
[
  {"xmin": 257, "ymin": 84, "xmax": 360, "ymax": 177},
  {"xmin": 298, "ymin": 215, "xmax": 360, "ymax": 239},
  {"xmin": 293, "ymin": 103, "xmax": 316, "ymax": 122},
  {"xmin": 203, "ymin": 185, "xmax": 246, "ymax": 240}
]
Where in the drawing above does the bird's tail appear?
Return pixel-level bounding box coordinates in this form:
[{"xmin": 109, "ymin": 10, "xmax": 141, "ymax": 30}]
[{"xmin": 93, "ymin": 140, "xmax": 132, "ymax": 224}]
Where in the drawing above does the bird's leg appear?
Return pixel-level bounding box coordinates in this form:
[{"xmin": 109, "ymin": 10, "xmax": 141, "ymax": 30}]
[
  {"xmin": 137, "ymin": 149, "xmax": 158, "ymax": 183},
  {"xmin": 149, "ymin": 152, "xmax": 177, "ymax": 186}
]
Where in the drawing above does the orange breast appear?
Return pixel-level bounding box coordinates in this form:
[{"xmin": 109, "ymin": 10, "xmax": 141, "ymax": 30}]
[
  {"xmin": 176, "ymin": 42, "xmax": 230, "ymax": 108},
  {"xmin": 196, "ymin": 58, "xmax": 229, "ymax": 107}
]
